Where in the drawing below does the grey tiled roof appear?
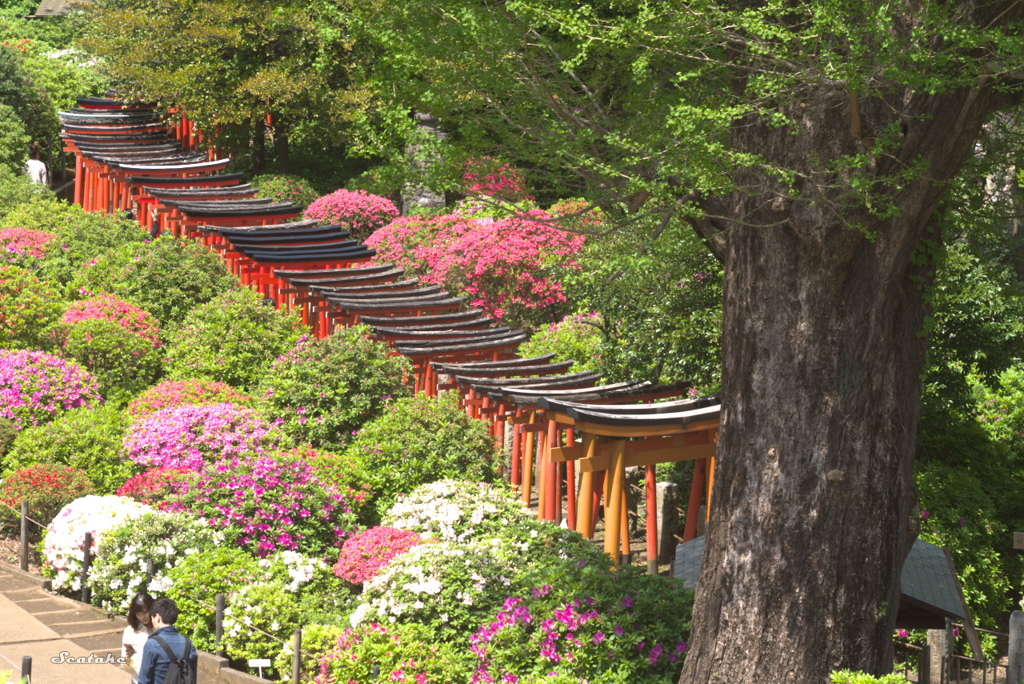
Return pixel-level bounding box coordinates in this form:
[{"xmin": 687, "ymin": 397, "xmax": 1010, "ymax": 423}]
[
  {"xmin": 673, "ymin": 536, "xmax": 967, "ymax": 620},
  {"xmin": 28, "ymin": 0, "xmax": 92, "ymax": 18}
]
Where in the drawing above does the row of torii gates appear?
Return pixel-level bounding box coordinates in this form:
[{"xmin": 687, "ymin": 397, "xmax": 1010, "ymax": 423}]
[{"xmin": 62, "ymin": 97, "xmax": 722, "ymax": 573}]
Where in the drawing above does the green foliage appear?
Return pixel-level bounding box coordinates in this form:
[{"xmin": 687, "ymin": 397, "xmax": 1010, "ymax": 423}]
[
  {"xmin": 21, "ymin": 47, "xmax": 109, "ymax": 114},
  {"xmin": 164, "ymin": 288, "xmax": 305, "ymax": 390},
  {"xmin": 89, "ymin": 511, "xmax": 224, "ymax": 611},
  {"xmin": 0, "ymin": 265, "xmax": 63, "ymax": 350},
  {"xmin": 0, "ymin": 43, "xmax": 58, "ymax": 161},
  {"xmin": 6, "ymin": 200, "xmax": 148, "ymax": 286},
  {"xmin": 258, "ymin": 326, "xmax": 412, "ymax": 449},
  {"xmin": 58, "ymin": 319, "xmax": 161, "ymax": 404},
  {"xmin": 0, "ymin": 464, "xmax": 94, "ymax": 533},
  {"xmin": 68, "ymin": 237, "xmax": 237, "ymax": 331},
  {"xmin": 563, "ymin": 217, "xmax": 723, "ymax": 389},
  {"xmin": 0, "ymin": 103, "xmax": 27, "ymax": 173},
  {"xmin": 250, "ymin": 174, "xmax": 320, "ymax": 207},
  {"xmin": 520, "ymin": 313, "xmax": 604, "ymax": 376},
  {"xmin": 0, "ymin": 165, "xmax": 51, "ymax": 217},
  {"xmin": 346, "ymin": 392, "xmax": 497, "ymax": 521},
  {"xmin": 0, "ymin": 417, "xmax": 16, "ymax": 459},
  {"xmin": 315, "ymin": 623, "xmax": 467, "ymax": 684},
  {"xmin": 273, "ymin": 623, "xmax": 347, "ymax": 683},
  {"xmin": 830, "ymin": 672, "xmax": 909, "ymax": 684},
  {"xmin": 4, "ymin": 404, "xmax": 136, "ymax": 495}
]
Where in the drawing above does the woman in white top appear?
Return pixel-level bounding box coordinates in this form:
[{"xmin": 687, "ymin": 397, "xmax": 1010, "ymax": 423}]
[{"xmin": 121, "ymin": 592, "xmax": 154, "ymax": 683}]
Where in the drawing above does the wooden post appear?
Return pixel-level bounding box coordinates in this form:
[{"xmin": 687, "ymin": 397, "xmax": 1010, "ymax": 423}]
[
  {"xmin": 620, "ymin": 484, "xmax": 630, "ymax": 565},
  {"xmin": 292, "ymin": 629, "xmax": 303, "ymax": 684},
  {"xmin": 511, "ymin": 423, "xmax": 522, "ymax": 488},
  {"xmin": 646, "ymin": 464, "xmax": 658, "ymax": 575},
  {"xmin": 576, "ymin": 435, "xmax": 596, "ymax": 537},
  {"xmin": 1009, "ymin": 611, "xmax": 1024, "ymax": 684},
  {"xmin": 81, "ymin": 532, "xmax": 92, "ymax": 604},
  {"xmin": 604, "ymin": 439, "xmax": 626, "ymax": 563},
  {"xmin": 683, "ymin": 459, "xmax": 706, "ymax": 542},
  {"xmin": 19, "ymin": 500, "xmax": 27, "ymax": 572},
  {"xmin": 522, "ymin": 413, "xmax": 536, "ymax": 507},
  {"xmin": 706, "ymin": 455, "xmax": 716, "ymax": 521},
  {"xmin": 215, "ymin": 593, "xmax": 226, "ymax": 656}
]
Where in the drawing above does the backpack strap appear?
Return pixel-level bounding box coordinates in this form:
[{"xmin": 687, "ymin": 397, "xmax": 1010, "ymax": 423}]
[{"xmin": 151, "ymin": 634, "xmax": 184, "ymax": 663}]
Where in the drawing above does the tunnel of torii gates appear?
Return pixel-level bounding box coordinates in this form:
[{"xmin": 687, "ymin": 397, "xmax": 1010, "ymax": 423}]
[{"xmin": 63, "ymin": 96, "xmax": 722, "ymax": 573}]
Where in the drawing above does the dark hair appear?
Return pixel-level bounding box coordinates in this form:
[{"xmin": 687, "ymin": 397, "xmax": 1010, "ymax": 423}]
[
  {"xmin": 28, "ymin": 142, "xmax": 41, "ymax": 160},
  {"xmin": 150, "ymin": 597, "xmax": 180, "ymax": 625},
  {"xmin": 127, "ymin": 593, "xmax": 154, "ymax": 630}
]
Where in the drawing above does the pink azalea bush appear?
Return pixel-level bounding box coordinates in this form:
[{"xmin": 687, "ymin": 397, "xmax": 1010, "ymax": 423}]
[
  {"xmin": 303, "ymin": 189, "xmax": 399, "ymax": 240},
  {"xmin": 0, "ymin": 350, "xmax": 101, "ymax": 429},
  {"xmin": 365, "ymin": 214, "xmax": 475, "ymax": 274},
  {"xmin": 126, "ymin": 379, "xmax": 256, "ymax": 422},
  {"xmin": 116, "ymin": 467, "xmax": 198, "ymax": 507},
  {"xmin": 0, "ymin": 227, "xmax": 55, "ymax": 260},
  {"xmin": 61, "ymin": 293, "xmax": 160, "ymax": 346},
  {"xmin": 123, "ymin": 403, "xmax": 286, "ymax": 471},
  {"xmin": 164, "ymin": 454, "xmax": 358, "ymax": 556},
  {"xmin": 463, "ymin": 157, "xmax": 534, "ymax": 202},
  {"xmin": 332, "ymin": 526, "xmax": 422, "ymax": 585}
]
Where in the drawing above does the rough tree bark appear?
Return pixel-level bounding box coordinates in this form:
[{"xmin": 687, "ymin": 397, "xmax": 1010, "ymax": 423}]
[{"xmin": 679, "ymin": 7, "xmax": 1024, "ymax": 682}]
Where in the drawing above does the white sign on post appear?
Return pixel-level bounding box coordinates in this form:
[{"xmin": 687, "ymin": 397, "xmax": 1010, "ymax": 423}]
[{"xmin": 248, "ymin": 658, "xmax": 272, "ymax": 678}]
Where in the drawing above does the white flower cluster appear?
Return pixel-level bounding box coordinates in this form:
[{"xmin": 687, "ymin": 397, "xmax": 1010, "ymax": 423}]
[
  {"xmin": 382, "ymin": 480, "xmax": 531, "ymax": 543},
  {"xmin": 43, "ymin": 495, "xmax": 153, "ymax": 592},
  {"xmin": 259, "ymin": 550, "xmax": 324, "ymax": 592}
]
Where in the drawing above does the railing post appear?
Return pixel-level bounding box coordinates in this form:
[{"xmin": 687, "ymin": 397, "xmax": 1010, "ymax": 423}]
[
  {"xmin": 20, "ymin": 655, "xmax": 31, "ymax": 683},
  {"xmin": 19, "ymin": 500, "xmax": 28, "ymax": 572},
  {"xmin": 920, "ymin": 644, "xmax": 931, "ymax": 684},
  {"xmin": 292, "ymin": 629, "xmax": 302, "ymax": 683},
  {"xmin": 1008, "ymin": 611, "xmax": 1024, "ymax": 684},
  {"xmin": 215, "ymin": 593, "xmax": 225, "ymax": 657},
  {"xmin": 80, "ymin": 532, "xmax": 92, "ymax": 604},
  {"xmin": 146, "ymin": 559, "xmax": 154, "ymax": 582}
]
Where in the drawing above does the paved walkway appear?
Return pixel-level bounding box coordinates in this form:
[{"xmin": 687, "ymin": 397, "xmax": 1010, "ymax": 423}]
[{"xmin": 0, "ymin": 567, "xmax": 132, "ymax": 684}]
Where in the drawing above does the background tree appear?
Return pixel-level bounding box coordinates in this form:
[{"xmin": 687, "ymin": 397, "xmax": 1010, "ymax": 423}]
[{"xmin": 350, "ymin": 1, "xmax": 1024, "ymax": 681}]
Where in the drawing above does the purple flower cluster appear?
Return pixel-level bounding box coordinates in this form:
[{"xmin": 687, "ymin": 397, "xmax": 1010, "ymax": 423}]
[
  {"xmin": 123, "ymin": 402, "xmax": 284, "ymax": 470},
  {"xmin": 0, "ymin": 350, "xmax": 101, "ymax": 428},
  {"xmin": 164, "ymin": 454, "xmax": 355, "ymax": 556},
  {"xmin": 304, "ymin": 189, "xmax": 399, "ymax": 236}
]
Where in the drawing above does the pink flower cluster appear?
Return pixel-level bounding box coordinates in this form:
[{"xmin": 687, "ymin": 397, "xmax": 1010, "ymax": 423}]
[
  {"xmin": 463, "ymin": 158, "xmax": 534, "ymax": 202},
  {"xmin": 62, "ymin": 293, "xmax": 161, "ymax": 346},
  {"xmin": 0, "ymin": 228, "xmax": 55, "ymax": 259},
  {"xmin": 365, "ymin": 214, "xmax": 475, "ymax": 273},
  {"xmin": 123, "ymin": 402, "xmax": 285, "ymax": 470},
  {"xmin": 163, "ymin": 454, "xmax": 353, "ymax": 555},
  {"xmin": 332, "ymin": 526, "xmax": 422, "ymax": 585},
  {"xmin": 304, "ymin": 189, "xmax": 399, "ymax": 236},
  {"xmin": 126, "ymin": 379, "xmax": 255, "ymax": 421},
  {"xmin": 0, "ymin": 350, "xmax": 101, "ymax": 428}
]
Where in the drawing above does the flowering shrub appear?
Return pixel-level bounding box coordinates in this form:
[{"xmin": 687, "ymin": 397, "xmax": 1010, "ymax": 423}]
[
  {"xmin": 5, "ymin": 405, "xmax": 135, "ymax": 494},
  {"xmin": 0, "ymin": 227, "xmax": 54, "ymax": 266},
  {"xmin": 471, "ymin": 568, "xmax": 693, "ymax": 684},
  {"xmin": 281, "ymin": 446, "xmax": 373, "ymax": 522},
  {"xmin": 314, "ymin": 623, "xmax": 466, "ymax": 684},
  {"xmin": 59, "ymin": 319, "xmax": 162, "ymax": 402},
  {"xmin": 258, "ymin": 327, "xmax": 412, "ymax": 449},
  {"xmin": 251, "ymin": 174, "xmax": 320, "ymax": 207},
  {"xmin": 346, "ymin": 392, "xmax": 497, "ymax": 521},
  {"xmin": 3, "ymin": 199, "xmax": 145, "ymax": 286},
  {"xmin": 303, "ymin": 189, "xmax": 400, "ymax": 240},
  {"xmin": 333, "ymin": 527, "xmax": 422, "ymax": 585},
  {"xmin": 164, "ymin": 288, "xmax": 304, "ymax": 390},
  {"xmin": 381, "ymin": 480, "xmax": 531, "ymax": 543},
  {"xmin": 68, "ymin": 237, "xmax": 237, "ymax": 331},
  {"xmin": 830, "ymin": 673, "xmax": 910, "ymax": 684},
  {"xmin": 0, "ymin": 350, "xmax": 101, "ymax": 429},
  {"xmin": 274, "ymin": 623, "xmax": 347, "ymax": 683},
  {"xmin": 546, "ymin": 198, "xmax": 605, "ymax": 233},
  {"xmin": 519, "ymin": 313, "xmax": 604, "ymax": 375},
  {"xmin": 42, "ymin": 495, "xmax": 153, "ymax": 592},
  {"xmin": 365, "ymin": 213, "xmax": 475, "ymax": 275},
  {"xmin": 125, "ymin": 379, "xmax": 256, "ymax": 422},
  {"xmin": 89, "ymin": 511, "xmax": 223, "ymax": 611},
  {"xmin": 0, "ymin": 265, "xmax": 64, "ymax": 349},
  {"xmin": 123, "ymin": 403, "xmax": 286, "ymax": 471},
  {"xmin": 463, "ymin": 157, "xmax": 533, "ymax": 202},
  {"xmin": 60, "ymin": 293, "xmax": 160, "ymax": 344},
  {"xmin": 116, "ymin": 467, "xmax": 197, "ymax": 507},
  {"xmin": 0, "ymin": 465, "xmax": 93, "ymax": 533},
  {"xmin": 164, "ymin": 454, "xmax": 359, "ymax": 556}
]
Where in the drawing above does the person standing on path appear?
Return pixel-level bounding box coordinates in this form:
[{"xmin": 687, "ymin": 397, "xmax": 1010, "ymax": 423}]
[
  {"xmin": 135, "ymin": 597, "xmax": 198, "ymax": 684},
  {"xmin": 122, "ymin": 592, "xmax": 154, "ymax": 683},
  {"xmin": 24, "ymin": 142, "xmax": 47, "ymax": 186}
]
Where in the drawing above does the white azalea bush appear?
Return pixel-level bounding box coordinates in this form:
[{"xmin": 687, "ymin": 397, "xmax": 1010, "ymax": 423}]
[
  {"xmin": 381, "ymin": 479, "xmax": 532, "ymax": 542},
  {"xmin": 42, "ymin": 495, "xmax": 152, "ymax": 593},
  {"xmin": 88, "ymin": 511, "xmax": 223, "ymax": 611}
]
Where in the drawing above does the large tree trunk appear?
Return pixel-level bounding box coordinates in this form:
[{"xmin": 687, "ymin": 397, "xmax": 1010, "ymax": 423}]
[{"xmin": 680, "ymin": 75, "xmax": 1011, "ymax": 681}]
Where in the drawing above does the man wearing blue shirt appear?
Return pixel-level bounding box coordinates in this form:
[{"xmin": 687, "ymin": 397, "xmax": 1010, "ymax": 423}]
[{"xmin": 136, "ymin": 597, "xmax": 198, "ymax": 684}]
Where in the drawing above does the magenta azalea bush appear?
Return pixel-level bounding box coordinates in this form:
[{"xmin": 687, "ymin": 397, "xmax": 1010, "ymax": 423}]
[
  {"xmin": 0, "ymin": 350, "xmax": 101, "ymax": 429},
  {"xmin": 125, "ymin": 379, "xmax": 256, "ymax": 422},
  {"xmin": 123, "ymin": 403, "xmax": 286, "ymax": 471},
  {"xmin": 332, "ymin": 526, "xmax": 422, "ymax": 585},
  {"xmin": 303, "ymin": 189, "xmax": 399, "ymax": 240},
  {"xmin": 164, "ymin": 454, "xmax": 359, "ymax": 556},
  {"xmin": 365, "ymin": 214, "xmax": 475, "ymax": 274},
  {"xmin": 0, "ymin": 227, "xmax": 55, "ymax": 261},
  {"xmin": 463, "ymin": 157, "xmax": 534, "ymax": 202},
  {"xmin": 61, "ymin": 293, "xmax": 160, "ymax": 346}
]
